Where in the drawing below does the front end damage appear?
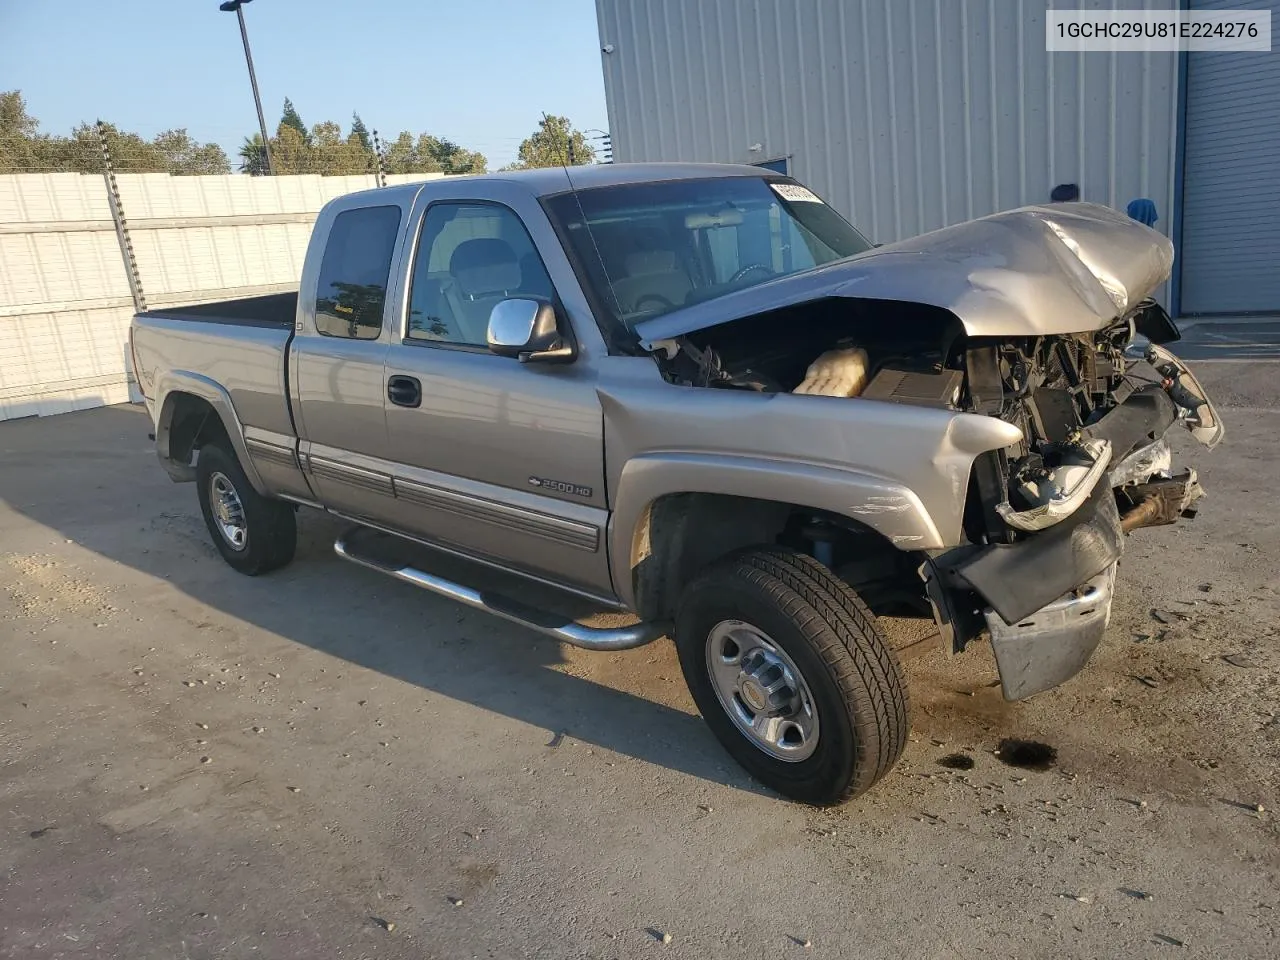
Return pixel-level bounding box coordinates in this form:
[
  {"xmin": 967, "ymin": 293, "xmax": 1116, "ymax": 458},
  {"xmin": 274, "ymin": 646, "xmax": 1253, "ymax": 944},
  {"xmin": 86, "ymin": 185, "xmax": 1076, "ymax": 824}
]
[
  {"xmin": 632, "ymin": 201, "xmax": 1222, "ymax": 701},
  {"xmin": 924, "ymin": 305, "xmax": 1224, "ymax": 700},
  {"xmin": 647, "ymin": 295, "xmax": 1222, "ymax": 701}
]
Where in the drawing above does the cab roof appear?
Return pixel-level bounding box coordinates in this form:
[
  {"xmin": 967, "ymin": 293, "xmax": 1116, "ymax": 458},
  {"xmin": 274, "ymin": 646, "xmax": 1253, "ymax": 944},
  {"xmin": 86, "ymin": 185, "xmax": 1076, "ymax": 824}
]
[{"xmin": 341, "ymin": 162, "xmax": 778, "ymax": 206}]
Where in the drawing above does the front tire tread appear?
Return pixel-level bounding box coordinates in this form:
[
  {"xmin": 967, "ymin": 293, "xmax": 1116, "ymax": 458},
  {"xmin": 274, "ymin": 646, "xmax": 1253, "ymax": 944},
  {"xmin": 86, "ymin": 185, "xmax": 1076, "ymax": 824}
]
[{"xmin": 676, "ymin": 547, "xmax": 910, "ymax": 805}]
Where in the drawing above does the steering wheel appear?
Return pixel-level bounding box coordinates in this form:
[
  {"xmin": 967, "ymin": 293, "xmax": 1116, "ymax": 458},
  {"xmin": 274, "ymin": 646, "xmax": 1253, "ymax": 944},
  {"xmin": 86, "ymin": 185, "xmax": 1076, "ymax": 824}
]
[
  {"xmin": 633, "ymin": 293, "xmax": 678, "ymax": 313},
  {"xmin": 729, "ymin": 263, "xmax": 774, "ymax": 284}
]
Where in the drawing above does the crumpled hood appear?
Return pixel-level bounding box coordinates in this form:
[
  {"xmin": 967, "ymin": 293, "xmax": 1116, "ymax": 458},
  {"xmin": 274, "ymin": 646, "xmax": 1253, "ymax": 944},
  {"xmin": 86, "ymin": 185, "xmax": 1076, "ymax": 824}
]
[{"xmin": 635, "ymin": 202, "xmax": 1174, "ymax": 347}]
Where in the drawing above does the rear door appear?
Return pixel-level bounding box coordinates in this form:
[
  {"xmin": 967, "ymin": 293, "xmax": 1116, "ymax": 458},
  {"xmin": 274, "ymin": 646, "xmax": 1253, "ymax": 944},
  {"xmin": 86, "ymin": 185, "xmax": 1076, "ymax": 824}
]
[
  {"xmin": 379, "ymin": 179, "xmax": 612, "ymax": 595},
  {"xmin": 291, "ymin": 197, "xmax": 410, "ymax": 519}
]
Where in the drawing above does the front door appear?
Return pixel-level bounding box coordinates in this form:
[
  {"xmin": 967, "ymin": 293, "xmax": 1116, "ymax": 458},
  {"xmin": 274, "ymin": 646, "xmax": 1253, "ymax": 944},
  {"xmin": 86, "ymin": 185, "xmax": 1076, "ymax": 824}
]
[{"xmin": 381, "ymin": 198, "xmax": 611, "ymax": 595}]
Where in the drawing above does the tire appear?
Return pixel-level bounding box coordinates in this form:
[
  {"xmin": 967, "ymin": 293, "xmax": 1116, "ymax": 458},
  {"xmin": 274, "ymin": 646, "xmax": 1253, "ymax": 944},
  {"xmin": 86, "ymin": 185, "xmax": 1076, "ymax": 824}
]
[
  {"xmin": 195, "ymin": 442, "xmax": 296, "ymax": 576},
  {"xmin": 675, "ymin": 547, "xmax": 909, "ymax": 805}
]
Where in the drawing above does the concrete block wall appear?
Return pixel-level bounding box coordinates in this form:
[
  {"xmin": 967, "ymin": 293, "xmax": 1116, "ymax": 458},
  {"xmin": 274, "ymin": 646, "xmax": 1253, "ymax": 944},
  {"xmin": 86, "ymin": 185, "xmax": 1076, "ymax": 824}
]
[{"xmin": 0, "ymin": 171, "xmax": 439, "ymax": 421}]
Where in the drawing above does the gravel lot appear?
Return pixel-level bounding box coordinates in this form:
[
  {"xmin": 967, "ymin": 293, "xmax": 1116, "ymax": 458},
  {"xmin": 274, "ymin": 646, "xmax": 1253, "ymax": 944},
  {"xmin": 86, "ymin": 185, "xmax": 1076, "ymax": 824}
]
[{"xmin": 2, "ymin": 358, "xmax": 1277, "ymax": 959}]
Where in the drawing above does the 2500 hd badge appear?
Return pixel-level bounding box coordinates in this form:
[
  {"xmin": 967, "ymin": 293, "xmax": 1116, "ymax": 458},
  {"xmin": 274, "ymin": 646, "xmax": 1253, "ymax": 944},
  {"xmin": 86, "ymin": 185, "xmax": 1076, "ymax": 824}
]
[{"xmin": 528, "ymin": 476, "xmax": 593, "ymax": 498}]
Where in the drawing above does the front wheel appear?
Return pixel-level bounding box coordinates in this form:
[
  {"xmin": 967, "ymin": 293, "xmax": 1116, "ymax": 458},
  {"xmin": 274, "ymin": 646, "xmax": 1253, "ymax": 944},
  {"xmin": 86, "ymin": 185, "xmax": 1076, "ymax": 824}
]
[
  {"xmin": 196, "ymin": 442, "xmax": 296, "ymax": 576},
  {"xmin": 675, "ymin": 548, "xmax": 909, "ymax": 805}
]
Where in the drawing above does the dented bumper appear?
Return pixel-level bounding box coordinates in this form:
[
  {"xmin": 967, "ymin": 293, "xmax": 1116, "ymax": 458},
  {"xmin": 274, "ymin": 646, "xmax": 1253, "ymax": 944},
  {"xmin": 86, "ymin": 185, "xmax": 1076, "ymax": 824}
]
[
  {"xmin": 986, "ymin": 564, "xmax": 1117, "ymax": 700},
  {"xmin": 923, "ymin": 345, "xmax": 1221, "ymax": 700},
  {"xmin": 924, "ymin": 487, "xmax": 1125, "ymax": 701},
  {"xmin": 954, "ymin": 485, "xmax": 1124, "ymax": 627}
]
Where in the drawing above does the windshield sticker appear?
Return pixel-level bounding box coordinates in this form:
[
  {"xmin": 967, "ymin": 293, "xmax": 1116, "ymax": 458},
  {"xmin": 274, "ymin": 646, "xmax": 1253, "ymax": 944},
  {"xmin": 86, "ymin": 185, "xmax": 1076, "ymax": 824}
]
[{"xmin": 770, "ymin": 183, "xmax": 824, "ymax": 204}]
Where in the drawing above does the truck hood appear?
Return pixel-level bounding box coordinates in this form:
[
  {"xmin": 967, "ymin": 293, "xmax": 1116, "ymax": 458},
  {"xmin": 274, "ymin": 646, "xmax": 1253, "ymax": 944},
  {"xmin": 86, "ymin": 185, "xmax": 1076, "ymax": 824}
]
[{"xmin": 635, "ymin": 202, "xmax": 1174, "ymax": 347}]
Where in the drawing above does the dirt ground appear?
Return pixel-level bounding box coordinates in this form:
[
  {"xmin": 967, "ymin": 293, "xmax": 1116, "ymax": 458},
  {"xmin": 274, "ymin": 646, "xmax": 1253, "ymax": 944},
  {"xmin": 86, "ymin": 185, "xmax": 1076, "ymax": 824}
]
[{"xmin": 1, "ymin": 359, "xmax": 1277, "ymax": 959}]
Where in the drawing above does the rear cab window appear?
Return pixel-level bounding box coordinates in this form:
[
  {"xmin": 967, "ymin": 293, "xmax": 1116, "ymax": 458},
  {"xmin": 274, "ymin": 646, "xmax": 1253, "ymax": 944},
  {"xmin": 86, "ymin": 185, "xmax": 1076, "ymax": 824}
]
[{"xmin": 314, "ymin": 205, "xmax": 403, "ymax": 339}]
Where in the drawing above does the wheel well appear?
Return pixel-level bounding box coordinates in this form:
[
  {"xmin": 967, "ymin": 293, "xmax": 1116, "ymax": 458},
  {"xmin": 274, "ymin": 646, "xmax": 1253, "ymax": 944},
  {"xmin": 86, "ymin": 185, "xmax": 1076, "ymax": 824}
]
[
  {"xmin": 161, "ymin": 393, "xmax": 229, "ymax": 469},
  {"xmin": 630, "ymin": 493, "xmax": 921, "ymax": 622}
]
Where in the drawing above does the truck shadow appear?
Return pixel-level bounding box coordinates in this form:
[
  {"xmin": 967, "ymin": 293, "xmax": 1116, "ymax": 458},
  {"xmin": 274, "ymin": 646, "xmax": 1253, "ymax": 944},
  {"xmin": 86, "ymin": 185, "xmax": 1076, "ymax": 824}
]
[{"xmin": 0, "ymin": 404, "xmax": 766, "ymax": 797}]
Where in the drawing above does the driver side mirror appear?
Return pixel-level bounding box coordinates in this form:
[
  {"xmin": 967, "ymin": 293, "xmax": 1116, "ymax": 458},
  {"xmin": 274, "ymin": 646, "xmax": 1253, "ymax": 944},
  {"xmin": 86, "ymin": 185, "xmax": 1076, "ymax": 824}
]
[{"xmin": 486, "ymin": 298, "xmax": 575, "ymax": 364}]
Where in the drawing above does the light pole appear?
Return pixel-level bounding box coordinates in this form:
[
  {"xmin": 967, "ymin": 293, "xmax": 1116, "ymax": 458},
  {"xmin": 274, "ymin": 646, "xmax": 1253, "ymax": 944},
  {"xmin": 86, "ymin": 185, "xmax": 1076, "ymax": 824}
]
[{"xmin": 219, "ymin": 0, "xmax": 272, "ymax": 174}]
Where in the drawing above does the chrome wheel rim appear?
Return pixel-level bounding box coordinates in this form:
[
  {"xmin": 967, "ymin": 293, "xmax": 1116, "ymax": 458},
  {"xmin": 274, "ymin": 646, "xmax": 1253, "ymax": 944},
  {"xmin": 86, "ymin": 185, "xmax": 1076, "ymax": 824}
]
[
  {"xmin": 209, "ymin": 471, "xmax": 248, "ymax": 551},
  {"xmin": 705, "ymin": 620, "xmax": 820, "ymax": 762}
]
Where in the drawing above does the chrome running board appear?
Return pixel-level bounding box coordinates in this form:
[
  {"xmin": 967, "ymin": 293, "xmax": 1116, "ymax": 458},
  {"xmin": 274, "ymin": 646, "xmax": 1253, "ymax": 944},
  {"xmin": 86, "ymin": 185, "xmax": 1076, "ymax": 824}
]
[{"xmin": 333, "ymin": 533, "xmax": 667, "ymax": 652}]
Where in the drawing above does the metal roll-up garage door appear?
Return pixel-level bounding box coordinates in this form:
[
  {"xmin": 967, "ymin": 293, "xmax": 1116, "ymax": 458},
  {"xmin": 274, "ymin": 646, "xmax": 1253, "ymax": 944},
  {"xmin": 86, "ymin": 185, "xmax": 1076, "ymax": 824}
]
[{"xmin": 1179, "ymin": 0, "xmax": 1280, "ymax": 315}]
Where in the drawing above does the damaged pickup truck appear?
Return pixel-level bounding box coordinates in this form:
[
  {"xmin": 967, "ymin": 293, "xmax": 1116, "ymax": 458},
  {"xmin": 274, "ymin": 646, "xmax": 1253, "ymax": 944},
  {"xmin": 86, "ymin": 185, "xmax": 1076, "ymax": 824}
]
[{"xmin": 131, "ymin": 164, "xmax": 1222, "ymax": 805}]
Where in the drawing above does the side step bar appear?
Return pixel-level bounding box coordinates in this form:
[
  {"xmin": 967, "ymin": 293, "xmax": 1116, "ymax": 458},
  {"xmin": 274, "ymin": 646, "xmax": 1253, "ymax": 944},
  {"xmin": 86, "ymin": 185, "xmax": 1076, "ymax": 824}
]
[{"xmin": 333, "ymin": 534, "xmax": 668, "ymax": 652}]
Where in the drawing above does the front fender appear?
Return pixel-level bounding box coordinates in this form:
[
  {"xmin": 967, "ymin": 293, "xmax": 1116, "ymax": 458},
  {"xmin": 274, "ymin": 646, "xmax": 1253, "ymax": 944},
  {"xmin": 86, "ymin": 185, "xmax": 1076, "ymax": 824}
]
[
  {"xmin": 154, "ymin": 371, "xmax": 266, "ymax": 494},
  {"xmin": 607, "ymin": 453, "xmax": 944, "ymax": 610}
]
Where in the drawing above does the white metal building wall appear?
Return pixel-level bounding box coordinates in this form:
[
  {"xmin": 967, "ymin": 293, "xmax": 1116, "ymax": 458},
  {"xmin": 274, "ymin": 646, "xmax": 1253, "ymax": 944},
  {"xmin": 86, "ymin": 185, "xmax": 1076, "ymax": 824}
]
[
  {"xmin": 1179, "ymin": 0, "xmax": 1280, "ymax": 315},
  {"xmin": 0, "ymin": 172, "xmax": 436, "ymax": 421},
  {"xmin": 596, "ymin": 0, "xmax": 1180, "ymax": 249}
]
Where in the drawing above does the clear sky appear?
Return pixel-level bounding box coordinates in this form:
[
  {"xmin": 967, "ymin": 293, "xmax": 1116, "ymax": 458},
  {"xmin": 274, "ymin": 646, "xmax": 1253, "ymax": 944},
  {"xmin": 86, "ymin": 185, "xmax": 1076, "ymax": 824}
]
[{"xmin": 0, "ymin": 0, "xmax": 610, "ymax": 170}]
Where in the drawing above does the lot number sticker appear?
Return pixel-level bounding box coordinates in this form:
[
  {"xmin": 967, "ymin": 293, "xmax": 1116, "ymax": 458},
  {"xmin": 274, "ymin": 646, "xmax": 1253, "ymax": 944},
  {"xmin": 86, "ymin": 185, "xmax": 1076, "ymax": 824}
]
[{"xmin": 771, "ymin": 183, "xmax": 824, "ymax": 204}]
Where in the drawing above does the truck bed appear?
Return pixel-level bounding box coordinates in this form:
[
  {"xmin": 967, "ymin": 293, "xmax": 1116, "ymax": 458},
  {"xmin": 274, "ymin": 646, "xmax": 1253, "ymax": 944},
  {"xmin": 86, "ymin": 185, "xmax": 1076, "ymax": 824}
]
[
  {"xmin": 137, "ymin": 292, "xmax": 298, "ymax": 329},
  {"xmin": 132, "ymin": 294, "xmax": 297, "ymax": 440}
]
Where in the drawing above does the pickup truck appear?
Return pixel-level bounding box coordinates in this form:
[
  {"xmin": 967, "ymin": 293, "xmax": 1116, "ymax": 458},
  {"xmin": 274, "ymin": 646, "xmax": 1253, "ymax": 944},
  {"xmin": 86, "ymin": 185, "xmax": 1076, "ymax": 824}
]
[{"xmin": 131, "ymin": 163, "xmax": 1222, "ymax": 805}]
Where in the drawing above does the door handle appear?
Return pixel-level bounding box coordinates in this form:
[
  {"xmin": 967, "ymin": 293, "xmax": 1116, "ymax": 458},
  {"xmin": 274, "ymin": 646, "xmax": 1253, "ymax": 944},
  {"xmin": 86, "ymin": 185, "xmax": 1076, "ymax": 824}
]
[{"xmin": 387, "ymin": 375, "xmax": 421, "ymax": 408}]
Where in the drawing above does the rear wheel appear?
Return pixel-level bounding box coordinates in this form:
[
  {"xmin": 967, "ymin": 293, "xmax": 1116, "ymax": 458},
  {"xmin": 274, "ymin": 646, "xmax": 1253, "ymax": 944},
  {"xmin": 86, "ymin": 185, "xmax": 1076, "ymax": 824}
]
[
  {"xmin": 675, "ymin": 547, "xmax": 909, "ymax": 805},
  {"xmin": 196, "ymin": 442, "xmax": 296, "ymax": 576}
]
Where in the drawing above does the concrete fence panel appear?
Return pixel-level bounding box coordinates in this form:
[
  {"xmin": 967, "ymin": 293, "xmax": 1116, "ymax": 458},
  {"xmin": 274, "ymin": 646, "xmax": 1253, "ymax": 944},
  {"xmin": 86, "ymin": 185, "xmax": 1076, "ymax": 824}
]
[{"xmin": 0, "ymin": 170, "xmax": 443, "ymax": 421}]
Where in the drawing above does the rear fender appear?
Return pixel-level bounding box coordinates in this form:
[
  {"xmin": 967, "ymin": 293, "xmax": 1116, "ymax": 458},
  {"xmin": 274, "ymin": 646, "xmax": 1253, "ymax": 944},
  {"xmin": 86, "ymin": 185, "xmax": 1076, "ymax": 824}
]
[{"xmin": 154, "ymin": 371, "xmax": 266, "ymax": 493}]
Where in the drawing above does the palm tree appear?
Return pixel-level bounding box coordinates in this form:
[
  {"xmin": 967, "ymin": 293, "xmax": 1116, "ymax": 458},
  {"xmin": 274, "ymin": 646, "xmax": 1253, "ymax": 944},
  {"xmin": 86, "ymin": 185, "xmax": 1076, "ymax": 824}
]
[{"xmin": 238, "ymin": 135, "xmax": 269, "ymax": 175}]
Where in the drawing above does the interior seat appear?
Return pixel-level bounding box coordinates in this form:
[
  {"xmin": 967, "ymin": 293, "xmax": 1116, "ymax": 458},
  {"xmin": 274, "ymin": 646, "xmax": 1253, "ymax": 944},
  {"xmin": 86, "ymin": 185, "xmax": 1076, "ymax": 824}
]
[
  {"xmin": 609, "ymin": 249, "xmax": 693, "ymax": 315},
  {"xmin": 446, "ymin": 238, "xmax": 522, "ymax": 343}
]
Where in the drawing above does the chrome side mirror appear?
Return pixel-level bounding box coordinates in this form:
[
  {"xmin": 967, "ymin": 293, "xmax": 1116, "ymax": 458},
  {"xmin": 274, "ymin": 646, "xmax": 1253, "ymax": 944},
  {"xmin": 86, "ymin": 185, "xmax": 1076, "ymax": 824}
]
[{"xmin": 487, "ymin": 298, "xmax": 574, "ymax": 363}]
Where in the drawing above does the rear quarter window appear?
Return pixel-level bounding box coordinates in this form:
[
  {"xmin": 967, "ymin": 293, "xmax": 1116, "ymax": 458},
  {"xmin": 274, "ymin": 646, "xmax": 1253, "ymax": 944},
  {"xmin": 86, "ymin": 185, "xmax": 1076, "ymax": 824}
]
[{"xmin": 314, "ymin": 205, "xmax": 402, "ymax": 339}]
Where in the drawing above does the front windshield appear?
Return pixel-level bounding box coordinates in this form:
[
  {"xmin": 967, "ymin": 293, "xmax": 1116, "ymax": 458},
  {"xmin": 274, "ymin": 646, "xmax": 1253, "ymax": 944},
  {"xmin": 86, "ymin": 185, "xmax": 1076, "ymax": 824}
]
[{"xmin": 544, "ymin": 176, "xmax": 873, "ymax": 345}]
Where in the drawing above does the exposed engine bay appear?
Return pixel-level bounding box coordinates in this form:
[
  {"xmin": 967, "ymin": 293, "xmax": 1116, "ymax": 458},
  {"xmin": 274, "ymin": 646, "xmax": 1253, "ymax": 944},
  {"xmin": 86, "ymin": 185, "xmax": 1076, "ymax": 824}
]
[
  {"xmin": 648, "ymin": 296, "xmax": 1222, "ymax": 549},
  {"xmin": 648, "ymin": 298, "xmax": 970, "ymax": 405}
]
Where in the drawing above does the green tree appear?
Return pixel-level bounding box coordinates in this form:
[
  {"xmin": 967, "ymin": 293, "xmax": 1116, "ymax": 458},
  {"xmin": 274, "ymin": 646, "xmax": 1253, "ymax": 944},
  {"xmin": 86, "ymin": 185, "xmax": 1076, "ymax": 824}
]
[
  {"xmin": 309, "ymin": 120, "xmax": 369, "ymax": 175},
  {"xmin": 0, "ymin": 90, "xmax": 229, "ymax": 175},
  {"xmin": 0, "ymin": 90, "xmax": 54, "ymax": 172},
  {"xmin": 0, "ymin": 91, "xmax": 485, "ymax": 179},
  {"xmin": 509, "ymin": 114, "xmax": 594, "ymax": 169},
  {"xmin": 279, "ymin": 97, "xmax": 309, "ymax": 143},
  {"xmin": 417, "ymin": 135, "xmax": 486, "ymax": 175},
  {"xmin": 270, "ymin": 124, "xmax": 311, "ymax": 174},
  {"xmin": 245, "ymin": 117, "xmax": 381, "ymax": 176},
  {"xmin": 347, "ymin": 129, "xmax": 375, "ymax": 173},
  {"xmin": 350, "ymin": 112, "xmax": 372, "ymax": 153},
  {"xmin": 73, "ymin": 122, "xmax": 162, "ymax": 171},
  {"xmin": 381, "ymin": 131, "xmax": 417, "ymax": 174},
  {"xmin": 238, "ymin": 134, "xmax": 269, "ymax": 175},
  {"xmin": 236, "ymin": 109, "xmax": 483, "ymax": 178},
  {"xmin": 152, "ymin": 129, "xmax": 231, "ymax": 175},
  {"xmin": 373, "ymin": 130, "xmax": 485, "ymax": 175}
]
